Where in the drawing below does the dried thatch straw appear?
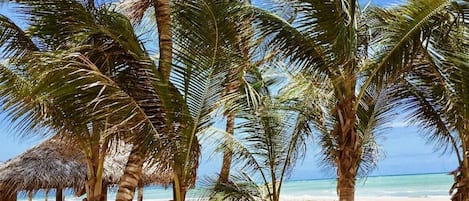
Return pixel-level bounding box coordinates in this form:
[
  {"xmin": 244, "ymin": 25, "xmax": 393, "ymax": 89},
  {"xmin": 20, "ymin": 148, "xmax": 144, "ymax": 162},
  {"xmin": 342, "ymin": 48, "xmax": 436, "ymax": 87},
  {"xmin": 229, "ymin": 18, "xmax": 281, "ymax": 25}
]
[
  {"xmin": 103, "ymin": 142, "xmax": 173, "ymax": 186},
  {"xmin": 0, "ymin": 137, "xmax": 173, "ymax": 199},
  {"xmin": 0, "ymin": 137, "xmax": 86, "ymax": 197}
]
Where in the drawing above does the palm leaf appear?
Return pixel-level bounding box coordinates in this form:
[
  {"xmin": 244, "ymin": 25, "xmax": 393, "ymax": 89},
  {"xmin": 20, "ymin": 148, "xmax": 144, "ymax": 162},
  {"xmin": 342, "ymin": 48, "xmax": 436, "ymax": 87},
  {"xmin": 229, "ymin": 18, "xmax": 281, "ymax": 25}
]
[
  {"xmin": 0, "ymin": 14, "xmax": 38, "ymax": 61},
  {"xmin": 359, "ymin": 0, "xmax": 454, "ymax": 104}
]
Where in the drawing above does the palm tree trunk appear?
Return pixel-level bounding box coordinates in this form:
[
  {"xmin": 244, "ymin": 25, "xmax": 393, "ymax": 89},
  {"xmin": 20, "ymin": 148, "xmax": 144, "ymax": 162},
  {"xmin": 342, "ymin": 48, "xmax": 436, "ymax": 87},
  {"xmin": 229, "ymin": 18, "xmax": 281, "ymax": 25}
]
[
  {"xmin": 173, "ymin": 168, "xmax": 187, "ymax": 201},
  {"xmin": 452, "ymin": 133, "xmax": 469, "ymax": 201},
  {"xmin": 154, "ymin": 0, "xmax": 172, "ymax": 83},
  {"xmin": 116, "ymin": 144, "xmax": 145, "ymax": 201},
  {"xmin": 137, "ymin": 182, "xmax": 144, "ymax": 201},
  {"xmin": 218, "ymin": 113, "xmax": 235, "ymax": 183},
  {"xmin": 218, "ymin": 4, "xmax": 253, "ymax": 183},
  {"xmin": 334, "ymin": 94, "xmax": 360, "ymax": 201},
  {"xmin": 82, "ymin": 132, "xmax": 108, "ymax": 201}
]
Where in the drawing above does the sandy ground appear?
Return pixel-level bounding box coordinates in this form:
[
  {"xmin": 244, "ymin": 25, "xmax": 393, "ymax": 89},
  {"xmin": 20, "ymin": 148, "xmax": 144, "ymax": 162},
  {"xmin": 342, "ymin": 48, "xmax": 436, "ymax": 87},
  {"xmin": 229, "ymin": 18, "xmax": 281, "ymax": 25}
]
[{"xmin": 279, "ymin": 196, "xmax": 451, "ymax": 201}]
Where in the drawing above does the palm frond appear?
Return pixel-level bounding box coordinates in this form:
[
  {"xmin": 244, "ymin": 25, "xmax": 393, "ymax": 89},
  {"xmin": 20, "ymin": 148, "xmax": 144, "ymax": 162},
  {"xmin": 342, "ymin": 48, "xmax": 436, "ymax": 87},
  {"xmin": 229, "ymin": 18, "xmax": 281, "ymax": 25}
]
[
  {"xmin": 170, "ymin": 0, "xmax": 268, "ymax": 161},
  {"xmin": 246, "ymin": 4, "xmax": 332, "ymax": 76},
  {"xmin": 0, "ymin": 64, "xmax": 50, "ymax": 136},
  {"xmin": 355, "ymin": 84, "xmax": 395, "ymax": 176},
  {"xmin": 0, "ymin": 14, "xmax": 38, "ymax": 61},
  {"xmin": 362, "ymin": 0, "xmax": 452, "ymax": 93},
  {"xmin": 118, "ymin": 0, "xmax": 152, "ymax": 24},
  {"xmin": 392, "ymin": 65, "xmax": 456, "ymax": 153},
  {"xmin": 201, "ymin": 172, "xmax": 264, "ymax": 201}
]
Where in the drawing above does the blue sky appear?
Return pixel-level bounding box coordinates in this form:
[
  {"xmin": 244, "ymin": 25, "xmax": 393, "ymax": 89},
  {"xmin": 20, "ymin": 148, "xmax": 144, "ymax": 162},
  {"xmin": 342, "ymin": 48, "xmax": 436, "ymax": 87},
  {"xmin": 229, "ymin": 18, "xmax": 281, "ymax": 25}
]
[
  {"xmin": 195, "ymin": 122, "xmax": 458, "ymax": 180},
  {"xmin": 0, "ymin": 0, "xmax": 458, "ymax": 181}
]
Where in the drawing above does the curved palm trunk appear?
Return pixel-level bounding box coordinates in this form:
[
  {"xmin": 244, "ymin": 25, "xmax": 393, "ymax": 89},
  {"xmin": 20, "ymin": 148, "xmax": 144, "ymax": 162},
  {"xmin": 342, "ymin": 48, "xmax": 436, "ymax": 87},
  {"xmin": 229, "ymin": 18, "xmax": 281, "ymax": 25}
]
[
  {"xmin": 116, "ymin": 144, "xmax": 145, "ymax": 201},
  {"xmin": 154, "ymin": 0, "xmax": 172, "ymax": 83},
  {"xmin": 218, "ymin": 10, "xmax": 252, "ymax": 183},
  {"xmin": 173, "ymin": 170, "xmax": 187, "ymax": 201},
  {"xmin": 334, "ymin": 93, "xmax": 360, "ymax": 201},
  {"xmin": 115, "ymin": 1, "xmax": 173, "ymax": 200},
  {"xmin": 451, "ymin": 134, "xmax": 469, "ymax": 201},
  {"xmin": 218, "ymin": 113, "xmax": 235, "ymax": 183},
  {"xmin": 153, "ymin": 2, "xmax": 197, "ymax": 200},
  {"xmin": 137, "ymin": 182, "xmax": 144, "ymax": 201}
]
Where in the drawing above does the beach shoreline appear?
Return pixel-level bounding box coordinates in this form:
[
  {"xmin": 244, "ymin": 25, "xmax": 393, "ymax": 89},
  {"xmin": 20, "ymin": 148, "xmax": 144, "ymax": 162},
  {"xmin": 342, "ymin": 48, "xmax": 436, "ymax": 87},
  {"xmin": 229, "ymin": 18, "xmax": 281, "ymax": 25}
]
[
  {"xmin": 17, "ymin": 174, "xmax": 454, "ymax": 201},
  {"xmin": 19, "ymin": 197, "xmax": 451, "ymax": 201},
  {"xmin": 278, "ymin": 196, "xmax": 450, "ymax": 201}
]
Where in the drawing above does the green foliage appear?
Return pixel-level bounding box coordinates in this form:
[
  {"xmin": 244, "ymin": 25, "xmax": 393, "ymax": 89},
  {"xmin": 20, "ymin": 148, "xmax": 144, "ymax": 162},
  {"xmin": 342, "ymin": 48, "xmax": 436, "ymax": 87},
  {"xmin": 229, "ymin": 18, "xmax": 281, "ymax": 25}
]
[{"xmin": 201, "ymin": 68, "xmax": 314, "ymax": 201}]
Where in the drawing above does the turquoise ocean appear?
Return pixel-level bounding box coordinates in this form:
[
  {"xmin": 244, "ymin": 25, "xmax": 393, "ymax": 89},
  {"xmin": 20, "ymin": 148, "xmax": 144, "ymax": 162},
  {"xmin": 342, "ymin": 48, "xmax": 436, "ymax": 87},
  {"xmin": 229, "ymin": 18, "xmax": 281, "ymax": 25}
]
[{"xmin": 18, "ymin": 173, "xmax": 453, "ymax": 201}]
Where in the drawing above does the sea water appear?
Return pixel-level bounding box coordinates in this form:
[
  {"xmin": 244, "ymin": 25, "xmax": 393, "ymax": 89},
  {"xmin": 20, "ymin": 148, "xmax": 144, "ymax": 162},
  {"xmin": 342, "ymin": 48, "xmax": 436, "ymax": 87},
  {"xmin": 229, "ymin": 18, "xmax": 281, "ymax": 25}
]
[{"xmin": 17, "ymin": 173, "xmax": 453, "ymax": 201}]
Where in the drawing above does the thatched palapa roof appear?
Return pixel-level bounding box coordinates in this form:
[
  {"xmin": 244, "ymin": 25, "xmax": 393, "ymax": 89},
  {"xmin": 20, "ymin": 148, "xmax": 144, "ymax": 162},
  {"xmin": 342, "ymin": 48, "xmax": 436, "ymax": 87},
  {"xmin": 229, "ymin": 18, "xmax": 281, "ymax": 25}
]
[
  {"xmin": 0, "ymin": 138, "xmax": 86, "ymax": 196},
  {"xmin": 0, "ymin": 137, "xmax": 172, "ymax": 197}
]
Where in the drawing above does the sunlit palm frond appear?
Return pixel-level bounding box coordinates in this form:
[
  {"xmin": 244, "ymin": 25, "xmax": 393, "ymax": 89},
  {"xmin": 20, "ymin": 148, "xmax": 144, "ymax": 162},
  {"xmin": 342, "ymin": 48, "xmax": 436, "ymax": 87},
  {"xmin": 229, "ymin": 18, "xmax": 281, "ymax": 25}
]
[
  {"xmin": 172, "ymin": 0, "xmax": 245, "ymax": 121},
  {"xmin": 295, "ymin": 0, "xmax": 359, "ymax": 63},
  {"xmin": 29, "ymin": 51, "xmax": 159, "ymax": 140},
  {"xmin": 0, "ymin": 14, "xmax": 38, "ymax": 61},
  {"xmin": 1, "ymin": 0, "xmax": 175, "ymax": 166},
  {"xmin": 364, "ymin": 0, "xmax": 453, "ymax": 90},
  {"xmin": 202, "ymin": 172, "xmax": 264, "ymax": 201},
  {"xmin": 0, "ymin": 64, "xmax": 50, "ymax": 136},
  {"xmin": 245, "ymin": 4, "xmax": 331, "ymax": 76},
  {"xmin": 392, "ymin": 65, "xmax": 456, "ymax": 153},
  {"xmin": 355, "ymin": 85, "xmax": 395, "ymax": 176}
]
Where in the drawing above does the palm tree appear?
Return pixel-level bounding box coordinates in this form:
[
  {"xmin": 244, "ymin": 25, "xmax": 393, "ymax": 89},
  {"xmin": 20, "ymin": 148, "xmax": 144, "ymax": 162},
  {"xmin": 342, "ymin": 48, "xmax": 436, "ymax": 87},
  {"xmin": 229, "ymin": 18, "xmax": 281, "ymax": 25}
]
[
  {"xmin": 214, "ymin": 0, "xmax": 256, "ymax": 185},
  {"xmin": 0, "ymin": 3, "xmax": 115, "ymax": 200},
  {"xmin": 388, "ymin": 2, "xmax": 469, "ymax": 200},
  {"xmin": 0, "ymin": 1, "xmax": 187, "ymax": 200},
  {"xmin": 240, "ymin": 0, "xmax": 467, "ymax": 200},
  {"xmin": 204, "ymin": 68, "xmax": 314, "ymax": 201},
  {"xmin": 0, "ymin": 0, "xmax": 254, "ymax": 200},
  {"xmin": 111, "ymin": 0, "xmax": 178, "ymax": 199}
]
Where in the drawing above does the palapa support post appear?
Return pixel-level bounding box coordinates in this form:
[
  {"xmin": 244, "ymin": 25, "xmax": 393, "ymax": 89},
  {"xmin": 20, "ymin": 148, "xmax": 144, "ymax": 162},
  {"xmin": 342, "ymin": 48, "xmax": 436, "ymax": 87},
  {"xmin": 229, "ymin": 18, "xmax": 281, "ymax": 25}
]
[
  {"xmin": 12, "ymin": 192, "xmax": 17, "ymax": 201},
  {"xmin": 45, "ymin": 188, "xmax": 49, "ymax": 201},
  {"xmin": 28, "ymin": 190, "xmax": 33, "ymax": 201},
  {"xmin": 56, "ymin": 187, "xmax": 64, "ymax": 201},
  {"xmin": 101, "ymin": 182, "xmax": 108, "ymax": 201}
]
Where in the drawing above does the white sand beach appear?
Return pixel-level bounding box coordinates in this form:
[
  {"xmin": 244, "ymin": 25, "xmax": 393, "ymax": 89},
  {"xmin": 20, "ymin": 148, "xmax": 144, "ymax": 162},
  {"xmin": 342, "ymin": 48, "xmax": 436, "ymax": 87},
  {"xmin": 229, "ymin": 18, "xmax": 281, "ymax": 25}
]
[
  {"xmin": 16, "ymin": 198, "xmax": 452, "ymax": 201},
  {"xmin": 279, "ymin": 196, "xmax": 450, "ymax": 201}
]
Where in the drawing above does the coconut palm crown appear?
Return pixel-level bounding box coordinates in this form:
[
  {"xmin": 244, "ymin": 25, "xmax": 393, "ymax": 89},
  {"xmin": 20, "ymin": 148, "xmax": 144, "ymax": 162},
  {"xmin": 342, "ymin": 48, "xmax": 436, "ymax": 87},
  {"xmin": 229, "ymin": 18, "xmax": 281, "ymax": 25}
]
[
  {"xmin": 0, "ymin": 0, "xmax": 252, "ymax": 201},
  {"xmin": 238, "ymin": 0, "xmax": 469, "ymax": 200},
  {"xmin": 389, "ymin": 2, "xmax": 469, "ymax": 200}
]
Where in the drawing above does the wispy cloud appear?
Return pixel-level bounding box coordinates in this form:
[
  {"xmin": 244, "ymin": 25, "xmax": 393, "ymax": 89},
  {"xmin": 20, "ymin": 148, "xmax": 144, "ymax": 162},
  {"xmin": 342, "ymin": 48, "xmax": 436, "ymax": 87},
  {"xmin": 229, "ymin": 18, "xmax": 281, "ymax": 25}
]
[{"xmin": 388, "ymin": 121, "xmax": 409, "ymax": 128}]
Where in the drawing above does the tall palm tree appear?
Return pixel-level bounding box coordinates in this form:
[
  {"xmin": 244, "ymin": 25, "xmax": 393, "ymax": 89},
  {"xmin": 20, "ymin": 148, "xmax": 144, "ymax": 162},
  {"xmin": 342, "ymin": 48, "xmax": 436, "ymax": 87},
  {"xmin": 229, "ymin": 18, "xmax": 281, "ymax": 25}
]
[
  {"xmin": 240, "ymin": 0, "xmax": 467, "ymax": 200},
  {"xmin": 0, "ymin": 3, "xmax": 116, "ymax": 200},
  {"xmin": 112, "ymin": 0, "xmax": 178, "ymax": 199},
  {"xmin": 0, "ymin": 1, "xmax": 253, "ymax": 201},
  {"xmin": 389, "ymin": 2, "xmax": 469, "ymax": 200},
  {"xmin": 204, "ymin": 68, "xmax": 314, "ymax": 201},
  {"xmin": 214, "ymin": 0, "xmax": 256, "ymax": 185},
  {"xmin": 0, "ymin": 1, "xmax": 183, "ymax": 201}
]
